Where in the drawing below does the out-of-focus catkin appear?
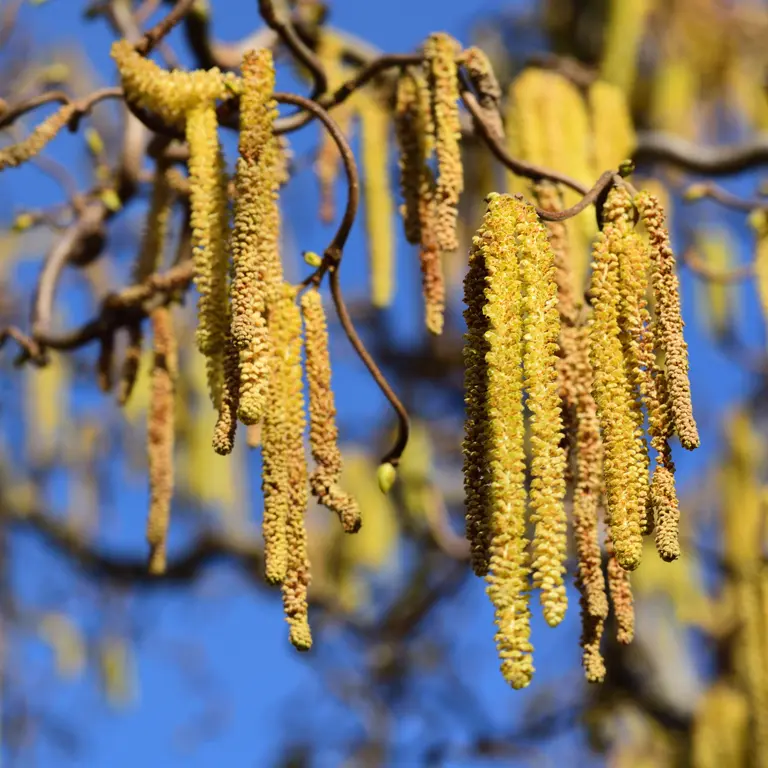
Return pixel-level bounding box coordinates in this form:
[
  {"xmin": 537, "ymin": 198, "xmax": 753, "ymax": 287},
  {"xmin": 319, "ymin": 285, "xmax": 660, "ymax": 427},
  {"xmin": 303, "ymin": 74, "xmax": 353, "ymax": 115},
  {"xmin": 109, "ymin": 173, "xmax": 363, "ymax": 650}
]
[
  {"xmin": 636, "ymin": 191, "xmax": 699, "ymax": 451},
  {"xmin": 230, "ymin": 50, "xmax": 279, "ymax": 426},
  {"xmin": 133, "ymin": 161, "xmax": 173, "ymax": 283},
  {"xmin": 0, "ymin": 103, "xmax": 76, "ymax": 171},
  {"xmin": 358, "ymin": 91, "xmax": 396, "ymax": 308},
  {"xmin": 517, "ymin": 201, "xmax": 568, "ymax": 627},
  {"xmin": 424, "ymin": 33, "xmax": 463, "ymax": 253},
  {"xmin": 301, "ymin": 288, "xmax": 360, "ymax": 533},
  {"xmin": 146, "ymin": 306, "xmax": 177, "ymax": 575},
  {"xmin": 466, "ymin": 193, "xmax": 533, "ymax": 689},
  {"xmin": 588, "ymin": 188, "xmax": 647, "ymax": 571}
]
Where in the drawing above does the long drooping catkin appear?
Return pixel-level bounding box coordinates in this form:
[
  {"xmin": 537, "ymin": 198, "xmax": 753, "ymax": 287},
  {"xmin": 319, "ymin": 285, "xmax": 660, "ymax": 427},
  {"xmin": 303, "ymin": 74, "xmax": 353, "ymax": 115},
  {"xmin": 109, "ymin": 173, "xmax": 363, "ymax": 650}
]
[
  {"xmin": 186, "ymin": 103, "xmax": 230, "ymax": 408},
  {"xmin": 536, "ymin": 183, "xmax": 608, "ymax": 669},
  {"xmin": 230, "ymin": 49, "xmax": 279, "ymax": 426},
  {"xmin": 424, "ymin": 33, "xmax": 463, "ymax": 253},
  {"xmin": 589, "ymin": 188, "xmax": 647, "ymax": 571},
  {"xmin": 636, "ymin": 191, "xmax": 699, "ymax": 451},
  {"xmin": 260, "ymin": 286, "xmax": 295, "ymax": 585},
  {"xmin": 394, "ymin": 70, "xmax": 444, "ymax": 334},
  {"xmin": 278, "ymin": 295, "xmax": 312, "ymax": 650},
  {"xmin": 212, "ymin": 330, "xmax": 240, "ymax": 456},
  {"xmin": 467, "ymin": 193, "xmax": 532, "ymax": 689},
  {"xmin": 606, "ymin": 537, "xmax": 635, "ymax": 644},
  {"xmin": 517, "ymin": 201, "xmax": 568, "ymax": 627},
  {"xmin": 460, "ymin": 47, "xmax": 503, "ymax": 139},
  {"xmin": 146, "ymin": 306, "xmax": 177, "ymax": 575},
  {"xmin": 301, "ymin": 288, "xmax": 360, "ymax": 533}
]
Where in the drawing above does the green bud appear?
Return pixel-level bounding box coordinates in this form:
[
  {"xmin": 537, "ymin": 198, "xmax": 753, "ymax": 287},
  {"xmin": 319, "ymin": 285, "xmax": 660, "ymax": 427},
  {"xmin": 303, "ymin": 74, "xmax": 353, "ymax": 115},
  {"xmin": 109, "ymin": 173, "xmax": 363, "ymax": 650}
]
[
  {"xmin": 303, "ymin": 251, "xmax": 322, "ymax": 267},
  {"xmin": 377, "ymin": 462, "xmax": 397, "ymax": 494}
]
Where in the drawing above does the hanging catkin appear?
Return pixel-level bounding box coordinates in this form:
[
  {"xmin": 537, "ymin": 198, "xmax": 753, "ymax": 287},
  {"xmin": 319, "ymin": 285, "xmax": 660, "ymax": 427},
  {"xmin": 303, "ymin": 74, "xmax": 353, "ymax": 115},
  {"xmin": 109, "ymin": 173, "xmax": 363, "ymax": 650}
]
[
  {"xmin": 230, "ymin": 49, "xmax": 280, "ymax": 427},
  {"xmin": 301, "ymin": 288, "xmax": 361, "ymax": 533},
  {"xmin": 424, "ymin": 33, "xmax": 463, "ymax": 253},
  {"xmin": 146, "ymin": 306, "xmax": 177, "ymax": 575},
  {"xmin": 465, "ymin": 193, "xmax": 532, "ymax": 689}
]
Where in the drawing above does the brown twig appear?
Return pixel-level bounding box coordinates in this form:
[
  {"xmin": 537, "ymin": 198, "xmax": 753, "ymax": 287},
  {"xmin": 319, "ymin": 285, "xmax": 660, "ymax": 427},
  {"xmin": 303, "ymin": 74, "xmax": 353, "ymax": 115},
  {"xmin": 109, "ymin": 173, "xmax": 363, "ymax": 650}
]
[
  {"xmin": 684, "ymin": 181, "xmax": 767, "ymax": 213},
  {"xmin": 135, "ymin": 0, "xmax": 195, "ymax": 55}
]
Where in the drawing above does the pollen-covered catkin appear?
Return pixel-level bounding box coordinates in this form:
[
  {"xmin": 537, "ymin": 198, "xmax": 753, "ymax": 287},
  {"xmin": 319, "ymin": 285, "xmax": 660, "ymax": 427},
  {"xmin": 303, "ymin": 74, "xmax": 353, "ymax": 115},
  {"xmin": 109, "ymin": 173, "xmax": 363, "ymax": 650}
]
[
  {"xmin": 260, "ymin": 286, "xmax": 296, "ymax": 585},
  {"xmin": 146, "ymin": 306, "xmax": 177, "ymax": 575},
  {"xmin": 468, "ymin": 193, "xmax": 533, "ymax": 689},
  {"xmin": 589, "ymin": 188, "xmax": 647, "ymax": 571},
  {"xmin": 278, "ymin": 294, "xmax": 312, "ymax": 650},
  {"xmin": 394, "ymin": 70, "xmax": 444, "ymax": 334},
  {"xmin": 636, "ymin": 191, "xmax": 699, "ymax": 451},
  {"xmin": 424, "ymin": 33, "xmax": 463, "ymax": 253},
  {"xmin": 111, "ymin": 40, "xmax": 241, "ymax": 128},
  {"xmin": 536, "ymin": 182, "xmax": 608, "ymax": 668},
  {"xmin": 230, "ymin": 50, "xmax": 279, "ymax": 426},
  {"xmin": 516, "ymin": 201, "xmax": 568, "ymax": 627},
  {"xmin": 301, "ymin": 288, "xmax": 361, "ymax": 533},
  {"xmin": 212, "ymin": 330, "xmax": 240, "ymax": 456},
  {"xmin": 460, "ymin": 47, "xmax": 503, "ymax": 139},
  {"xmin": 606, "ymin": 538, "xmax": 635, "ymax": 644},
  {"xmin": 0, "ymin": 103, "xmax": 76, "ymax": 171},
  {"xmin": 186, "ymin": 103, "xmax": 230, "ymax": 410}
]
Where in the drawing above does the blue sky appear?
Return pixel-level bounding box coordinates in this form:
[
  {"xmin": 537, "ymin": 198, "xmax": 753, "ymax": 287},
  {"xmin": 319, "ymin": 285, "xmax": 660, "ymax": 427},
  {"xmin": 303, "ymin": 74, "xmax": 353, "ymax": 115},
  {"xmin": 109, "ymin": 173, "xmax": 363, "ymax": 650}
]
[{"xmin": 0, "ymin": 0, "xmax": 761, "ymax": 766}]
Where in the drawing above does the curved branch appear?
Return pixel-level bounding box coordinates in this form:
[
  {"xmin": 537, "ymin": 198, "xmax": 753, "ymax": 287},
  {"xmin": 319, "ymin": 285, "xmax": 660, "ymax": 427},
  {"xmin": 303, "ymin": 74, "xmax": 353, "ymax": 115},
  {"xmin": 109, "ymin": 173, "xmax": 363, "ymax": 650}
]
[
  {"xmin": 684, "ymin": 181, "xmax": 767, "ymax": 213},
  {"xmin": 135, "ymin": 0, "xmax": 195, "ymax": 55},
  {"xmin": 634, "ymin": 132, "xmax": 768, "ymax": 176}
]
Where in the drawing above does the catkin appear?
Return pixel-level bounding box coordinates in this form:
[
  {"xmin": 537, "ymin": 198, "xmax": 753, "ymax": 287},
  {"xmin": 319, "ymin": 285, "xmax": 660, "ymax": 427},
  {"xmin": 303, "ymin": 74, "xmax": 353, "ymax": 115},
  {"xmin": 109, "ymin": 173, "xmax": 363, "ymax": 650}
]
[
  {"xmin": 279, "ymin": 295, "xmax": 312, "ymax": 650},
  {"xmin": 260, "ymin": 286, "xmax": 295, "ymax": 585},
  {"xmin": 394, "ymin": 70, "xmax": 444, "ymax": 334},
  {"xmin": 606, "ymin": 538, "xmax": 635, "ymax": 644},
  {"xmin": 186, "ymin": 103, "xmax": 230, "ymax": 408},
  {"xmin": 537, "ymin": 182, "xmax": 608, "ymax": 672},
  {"xmin": 460, "ymin": 47, "xmax": 503, "ymax": 139},
  {"xmin": 467, "ymin": 193, "xmax": 533, "ymax": 689},
  {"xmin": 517, "ymin": 201, "xmax": 568, "ymax": 627},
  {"xmin": 0, "ymin": 103, "xmax": 76, "ymax": 171},
  {"xmin": 212, "ymin": 330, "xmax": 240, "ymax": 456},
  {"xmin": 133, "ymin": 161, "xmax": 173, "ymax": 283},
  {"xmin": 424, "ymin": 33, "xmax": 463, "ymax": 253},
  {"xmin": 146, "ymin": 306, "xmax": 177, "ymax": 575},
  {"xmin": 231, "ymin": 49, "xmax": 279, "ymax": 426},
  {"xmin": 636, "ymin": 191, "xmax": 699, "ymax": 450},
  {"xmin": 117, "ymin": 323, "xmax": 144, "ymax": 407},
  {"xmin": 589, "ymin": 188, "xmax": 647, "ymax": 571},
  {"xmin": 301, "ymin": 288, "xmax": 360, "ymax": 533},
  {"xmin": 111, "ymin": 40, "xmax": 240, "ymax": 128}
]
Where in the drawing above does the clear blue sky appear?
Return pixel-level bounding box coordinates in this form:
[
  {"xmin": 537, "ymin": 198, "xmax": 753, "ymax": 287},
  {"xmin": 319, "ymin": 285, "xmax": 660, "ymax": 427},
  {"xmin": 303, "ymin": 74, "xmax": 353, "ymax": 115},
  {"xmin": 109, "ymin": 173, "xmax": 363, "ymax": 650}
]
[{"xmin": 0, "ymin": 0, "xmax": 758, "ymax": 766}]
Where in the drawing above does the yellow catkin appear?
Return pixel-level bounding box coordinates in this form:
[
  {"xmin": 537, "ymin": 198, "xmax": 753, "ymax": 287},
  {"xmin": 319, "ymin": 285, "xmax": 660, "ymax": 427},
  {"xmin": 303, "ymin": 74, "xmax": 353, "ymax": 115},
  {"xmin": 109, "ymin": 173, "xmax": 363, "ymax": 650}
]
[
  {"xmin": 212, "ymin": 330, "xmax": 240, "ymax": 456},
  {"xmin": 636, "ymin": 191, "xmax": 699, "ymax": 450},
  {"xmin": 692, "ymin": 682, "xmax": 749, "ymax": 768},
  {"xmin": 750, "ymin": 211, "xmax": 768, "ymax": 346},
  {"xmin": 517, "ymin": 201, "xmax": 568, "ymax": 627},
  {"xmin": 599, "ymin": 0, "xmax": 654, "ymax": 94},
  {"xmin": 588, "ymin": 80, "xmax": 637, "ymax": 177},
  {"xmin": 394, "ymin": 70, "xmax": 444, "ymax": 335},
  {"xmin": 589, "ymin": 188, "xmax": 646, "ymax": 571},
  {"xmin": 260, "ymin": 286, "xmax": 296, "ymax": 585},
  {"xmin": 616, "ymin": 205, "xmax": 652, "ymax": 534},
  {"xmin": 111, "ymin": 40, "xmax": 241, "ymax": 128},
  {"xmin": 230, "ymin": 50, "xmax": 278, "ymax": 426},
  {"xmin": 279, "ymin": 294, "xmax": 312, "ymax": 651},
  {"xmin": 301, "ymin": 288, "xmax": 360, "ymax": 533},
  {"xmin": 424, "ymin": 33, "xmax": 463, "ymax": 253},
  {"xmin": 146, "ymin": 306, "xmax": 177, "ymax": 575},
  {"xmin": 606, "ymin": 538, "xmax": 635, "ymax": 644},
  {"xmin": 358, "ymin": 91, "xmax": 396, "ymax": 308},
  {"xmin": 314, "ymin": 31, "xmax": 356, "ymax": 223},
  {"xmin": 537, "ymin": 183, "xmax": 608, "ymax": 676},
  {"xmin": 133, "ymin": 161, "xmax": 173, "ymax": 283},
  {"xmin": 0, "ymin": 103, "xmax": 76, "ymax": 171},
  {"xmin": 186, "ymin": 103, "xmax": 230, "ymax": 409},
  {"xmin": 467, "ymin": 193, "xmax": 533, "ymax": 689}
]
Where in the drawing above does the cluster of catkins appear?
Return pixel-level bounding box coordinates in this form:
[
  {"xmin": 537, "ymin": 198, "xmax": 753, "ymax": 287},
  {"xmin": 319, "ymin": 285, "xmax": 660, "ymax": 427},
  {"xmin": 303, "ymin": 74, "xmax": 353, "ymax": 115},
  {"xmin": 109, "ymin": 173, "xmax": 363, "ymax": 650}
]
[
  {"xmin": 111, "ymin": 42, "xmax": 361, "ymax": 650},
  {"xmin": 463, "ymin": 183, "xmax": 698, "ymax": 688}
]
